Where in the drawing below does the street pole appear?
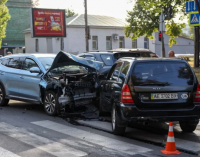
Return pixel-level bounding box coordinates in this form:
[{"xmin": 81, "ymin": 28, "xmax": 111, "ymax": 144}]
[
  {"xmin": 194, "ymin": 26, "xmax": 199, "ymax": 67},
  {"xmin": 84, "ymin": 0, "xmax": 89, "ymax": 52},
  {"xmin": 161, "ymin": 11, "xmax": 165, "ymax": 57}
]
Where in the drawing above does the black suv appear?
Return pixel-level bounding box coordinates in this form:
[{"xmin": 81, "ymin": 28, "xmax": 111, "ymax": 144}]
[{"xmin": 100, "ymin": 57, "xmax": 200, "ymax": 135}]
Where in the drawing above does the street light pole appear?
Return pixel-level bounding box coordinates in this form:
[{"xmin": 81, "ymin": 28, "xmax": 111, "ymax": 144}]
[{"xmin": 84, "ymin": 0, "xmax": 89, "ymax": 52}]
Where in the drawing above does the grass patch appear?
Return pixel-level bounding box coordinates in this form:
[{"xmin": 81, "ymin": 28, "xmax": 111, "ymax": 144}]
[{"xmin": 186, "ymin": 57, "xmax": 200, "ymax": 82}]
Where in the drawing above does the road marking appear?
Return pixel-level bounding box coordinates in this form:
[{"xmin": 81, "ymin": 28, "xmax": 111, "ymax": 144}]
[
  {"xmin": 0, "ymin": 147, "xmax": 21, "ymax": 157},
  {"xmin": 176, "ymin": 138, "xmax": 200, "ymax": 152},
  {"xmin": 0, "ymin": 122, "xmax": 87, "ymax": 157},
  {"xmin": 32, "ymin": 120, "xmax": 152, "ymax": 155}
]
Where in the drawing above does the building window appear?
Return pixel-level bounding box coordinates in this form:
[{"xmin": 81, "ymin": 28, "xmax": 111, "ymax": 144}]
[
  {"xmin": 92, "ymin": 36, "xmax": 98, "ymax": 50},
  {"xmin": 61, "ymin": 38, "xmax": 64, "ymax": 50},
  {"xmin": 35, "ymin": 39, "xmax": 39, "ymax": 52},
  {"xmin": 106, "ymin": 36, "xmax": 112, "ymax": 50},
  {"xmin": 132, "ymin": 39, "xmax": 137, "ymax": 48},
  {"xmin": 144, "ymin": 38, "xmax": 149, "ymax": 49},
  {"xmin": 119, "ymin": 36, "xmax": 125, "ymax": 48}
]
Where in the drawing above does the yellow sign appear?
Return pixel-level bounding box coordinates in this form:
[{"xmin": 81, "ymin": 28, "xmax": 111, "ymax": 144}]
[{"xmin": 189, "ymin": 11, "xmax": 200, "ymax": 27}]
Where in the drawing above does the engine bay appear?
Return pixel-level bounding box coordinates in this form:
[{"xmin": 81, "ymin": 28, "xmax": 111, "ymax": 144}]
[{"xmin": 49, "ymin": 72, "xmax": 99, "ymax": 113}]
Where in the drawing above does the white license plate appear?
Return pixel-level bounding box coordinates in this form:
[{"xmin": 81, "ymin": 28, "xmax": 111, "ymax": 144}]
[{"xmin": 151, "ymin": 93, "xmax": 178, "ymax": 100}]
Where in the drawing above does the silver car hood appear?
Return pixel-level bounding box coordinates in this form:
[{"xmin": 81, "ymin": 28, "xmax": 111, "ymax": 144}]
[{"xmin": 47, "ymin": 51, "xmax": 104, "ymax": 72}]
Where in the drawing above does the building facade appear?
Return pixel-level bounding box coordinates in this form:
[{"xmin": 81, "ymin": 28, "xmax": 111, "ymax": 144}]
[
  {"xmin": 24, "ymin": 15, "xmax": 194, "ymax": 57},
  {"xmin": 0, "ymin": 0, "xmax": 33, "ymax": 56}
]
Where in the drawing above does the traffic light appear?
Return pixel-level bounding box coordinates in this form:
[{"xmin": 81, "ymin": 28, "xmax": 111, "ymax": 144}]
[
  {"xmin": 159, "ymin": 31, "xmax": 162, "ymax": 41},
  {"xmin": 163, "ymin": 5, "xmax": 173, "ymax": 19}
]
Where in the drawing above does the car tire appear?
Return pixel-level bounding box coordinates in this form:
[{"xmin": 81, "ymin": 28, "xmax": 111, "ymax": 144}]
[
  {"xmin": 179, "ymin": 121, "xmax": 197, "ymax": 133},
  {"xmin": 44, "ymin": 90, "xmax": 59, "ymax": 116},
  {"xmin": 111, "ymin": 104, "xmax": 126, "ymax": 135},
  {"xmin": 0, "ymin": 84, "xmax": 9, "ymax": 106}
]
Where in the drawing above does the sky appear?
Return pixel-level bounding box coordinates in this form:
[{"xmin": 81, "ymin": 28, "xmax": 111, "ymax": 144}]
[{"xmin": 37, "ymin": 0, "xmax": 135, "ymax": 20}]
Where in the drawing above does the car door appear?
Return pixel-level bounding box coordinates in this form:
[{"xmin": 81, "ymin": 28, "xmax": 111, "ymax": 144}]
[
  {"xmin": 0, "ymin": 57, "xmax": 23, "ymax": 97},
  {"xmin": 101, "ymin": 62, "xmax": 123, "ymax": 111},
  {"xmin": 18, "ymin": 58, "xmax": 43, "ymax": 101}
]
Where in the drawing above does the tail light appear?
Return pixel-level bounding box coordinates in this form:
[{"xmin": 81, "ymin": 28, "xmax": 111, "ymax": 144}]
[
  {"xmin": 121, "ymin": 84, "xmax": 134, "ymax": 103},
  {"xmin": 194, "ymin": 84, "xmax": 200, "ymax": 102}
]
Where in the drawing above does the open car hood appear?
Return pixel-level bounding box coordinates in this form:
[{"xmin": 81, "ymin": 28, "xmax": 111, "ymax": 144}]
[{"xmin": 48, "ymin": 51, "xmax": 104, "ymax": 72}]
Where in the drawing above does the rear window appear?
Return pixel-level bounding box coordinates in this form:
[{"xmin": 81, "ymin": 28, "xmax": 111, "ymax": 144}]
[
  {"xmin": 132, "ymin": 62, "xmax": 194, "ymax": 86},
  {"xmin": 113, "ymin": 52, "xmax": 152, "ymax": 60},
  {"xmin": 100, "ymin": 54, "xmax": 113, "ymax": 66}
]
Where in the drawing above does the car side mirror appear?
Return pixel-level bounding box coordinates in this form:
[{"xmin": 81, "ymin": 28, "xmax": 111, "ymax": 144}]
[{"xmin": 30, "ymin": 67, "xmax": 41, "ymax": 73}]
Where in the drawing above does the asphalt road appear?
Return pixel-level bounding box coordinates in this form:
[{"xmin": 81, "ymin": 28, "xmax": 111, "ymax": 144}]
[{"xmin": 0, "ymin": 100, "xmax": 198, "ymax": 157}]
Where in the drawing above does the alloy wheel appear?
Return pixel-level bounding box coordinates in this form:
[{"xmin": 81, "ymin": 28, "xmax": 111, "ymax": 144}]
[
  {"xmin": 45, "ymin": 93, "xmax": 56, "ymax": 114},
  {"xmin": 112, "ymin": 107, "xmax": 116, "ymax": 130}
]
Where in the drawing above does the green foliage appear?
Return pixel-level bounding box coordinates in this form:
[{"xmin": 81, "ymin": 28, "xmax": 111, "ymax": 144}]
[
  {"xmin": 0, "ymin": 0, "xmax": 10, "ymax": 48},
  {"xmin": 124, "ymin": 0, "xmax": 188, "ymax": 47},
  {"xmin": 65, "ymin": 9, "xmax": 77, "ymax": 18},
  {"xmin": 180, "ymin": 27, "xmax": 194, "ymax": 39}
]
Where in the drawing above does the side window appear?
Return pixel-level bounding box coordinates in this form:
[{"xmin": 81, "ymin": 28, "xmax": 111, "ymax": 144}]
[
  {"xmin": 22, "ymin": 58, "xmax": 39, "ymax": 71},
  {"xmin": 110, "ymin": 62, "xmax": 123, "ymax": 81},
  {"xmin": 100, "ymin": 54, "xmax": 113, "ymax": 66},
  {"xmin": 85, "ymin": 55, "xmax": 96, "ymax": 61},
  {"xmin": 7, "ymin": 58, "xmax": 21, "ymax": 69},
  {"xmin": 118, "ymin": 62, "xmax": 130, "ymax": 83},
  {"xmin": 140, "ymin": 52, "xmax": 151, "ymax": 57},
  {"xmin": 1, "ymin": 58, "xmax": 9, "ymax": 66}
]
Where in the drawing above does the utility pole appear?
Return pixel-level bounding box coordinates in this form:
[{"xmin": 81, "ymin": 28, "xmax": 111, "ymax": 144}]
[
  {"xmin": 194, "ymin": 26, "xmax": 199, "ymax": 67},
  {"xmin": 161, "ymin": 11, "xmax": 165, "ymax": 57},
  {"xmin": 84, "ymin": 0, "xmax": 89, "ymax": 52},
  {"xmin": 194, "ymin": 0, "xmax": 200, "ymax": 67}
]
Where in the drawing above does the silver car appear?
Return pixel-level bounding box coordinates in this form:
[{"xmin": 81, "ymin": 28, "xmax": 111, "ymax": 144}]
[{"xmin": 0, "ymin": 52, "xmax": 103, "ymax": 116}]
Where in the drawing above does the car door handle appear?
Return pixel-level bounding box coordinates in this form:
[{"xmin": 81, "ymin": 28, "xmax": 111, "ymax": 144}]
[
  {"xmin": 20, "ymin": 76, "xmax": 24, "ymax": 79},
  {"xmin": 0, "ymin": 72, "xmax": 4, "ymax": 75}
]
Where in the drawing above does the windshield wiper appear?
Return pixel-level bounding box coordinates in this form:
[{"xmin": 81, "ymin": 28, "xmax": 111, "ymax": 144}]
[{"xmin": 139, "ymin": 82, "xmax": 170, "ymax": 86}]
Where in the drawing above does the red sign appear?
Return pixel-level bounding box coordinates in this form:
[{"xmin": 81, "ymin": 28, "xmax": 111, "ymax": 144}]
[{"xmin": 31, "ymin": 8, "xmax": 66, "ymax": 37}]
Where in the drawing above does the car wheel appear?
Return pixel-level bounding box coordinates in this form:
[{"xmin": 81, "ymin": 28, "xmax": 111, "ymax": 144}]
[
  {"xmin": 44, "ymin": 90, "xmax": 58, "ymax": 116},
  {"xmin": 111, "ymin": 104, "xmax": 126, "ymax": 135},
  {"xmin": 179, "ymin": 121, "xmax": 197, "ymax": 132},
  {"xmin": 0, "ymin": 84, "xmax": 9, "ymax": 106}
]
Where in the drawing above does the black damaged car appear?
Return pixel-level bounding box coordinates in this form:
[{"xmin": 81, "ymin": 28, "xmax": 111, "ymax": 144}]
[{"xmin": 100, "ymin": 57, "xmax": 200, "ymax": 135}]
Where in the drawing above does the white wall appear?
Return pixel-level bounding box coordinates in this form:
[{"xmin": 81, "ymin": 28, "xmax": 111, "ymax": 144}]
[
  {"xmin": 154, "ymin": 32, "xmax": 194, "ymax": 57},
  {"xmin": 24, "ymin": 27, "xmax": 194, "ymax": 56}
]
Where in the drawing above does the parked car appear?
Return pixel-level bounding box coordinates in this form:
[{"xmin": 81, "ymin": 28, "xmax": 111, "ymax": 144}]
[
  {"xmin": 99, "ymin": 57, "xmax": 200, "ymax": 135},
  {"xmin": 78, "ymin": 49, "xmax": 157, "ymax": 75},
  {"xmin": 0, "ymin": 52, "xmax": 104, "ymax": 116}
]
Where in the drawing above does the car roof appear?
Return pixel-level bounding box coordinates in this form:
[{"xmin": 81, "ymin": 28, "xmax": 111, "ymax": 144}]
[
  {"xmin": 109, "ymin": 48, "xmax": 154, "ymax": 53},
  {"xmin": 79, "ymin": 52, "xmax": 113, "ymax": 55},
  {"xmin": 116, "ymin": 57, "xmax": 184, "ymax": 63},
  {"xmin": 2, "ymin": 53, "xmax": 56, "ymax": 58}
]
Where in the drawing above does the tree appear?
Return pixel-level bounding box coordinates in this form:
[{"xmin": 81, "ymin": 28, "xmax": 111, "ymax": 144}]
[
  {"xmin": 65, "ymin": 9, "xmax": 78, "ymax": 18},
  {"xmin": 124, "ymin": 0, "xmax": 187, "ymax": 47},
  {"xmin": 31, "ymin": 0, "xmax": 40, "ymax": 7},
  {"xmin": 180, "ymin": 27, "xmax": 194, "ymax": 39},
  {"xmin": 0, "ymin": 0, "xmax": 10, "ymax": 49}
]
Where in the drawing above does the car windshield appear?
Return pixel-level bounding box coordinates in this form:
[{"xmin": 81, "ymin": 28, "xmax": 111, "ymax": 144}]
[
  {"xmin": 100, "ymin": 54, "xmax": 113, "ymax": 66},
  {"xmin": 48, "ymin": 65, "xmax": 87, "ymax": 76},
  {"xmin": 132, "ymin": 62, "xmax": 194, "ymax": 86},
  {"xmin": 38, "ymin": 57, "xmax": 55, "ymax": 70}
]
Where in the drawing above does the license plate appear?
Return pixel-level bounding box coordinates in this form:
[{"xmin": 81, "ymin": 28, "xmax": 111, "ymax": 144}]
[{"xmin": 151, "ymin": 93, "xmax": 178, "ymax": 100}]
